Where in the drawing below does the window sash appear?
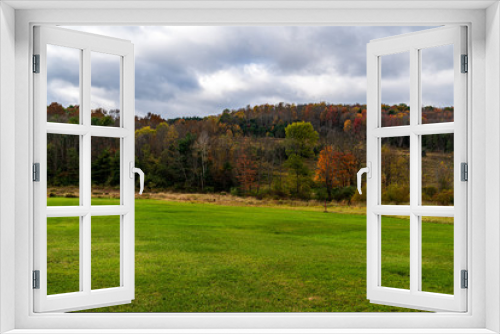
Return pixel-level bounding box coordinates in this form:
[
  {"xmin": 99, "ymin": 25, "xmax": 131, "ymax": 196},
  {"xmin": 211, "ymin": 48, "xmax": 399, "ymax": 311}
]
[
  {"xmin": 366, "ymin": 26, "xmax": 467, "ymax": 312},
  {"xmin": 32, "ymin": 26, "xmax": 136, "ymax": 313}
]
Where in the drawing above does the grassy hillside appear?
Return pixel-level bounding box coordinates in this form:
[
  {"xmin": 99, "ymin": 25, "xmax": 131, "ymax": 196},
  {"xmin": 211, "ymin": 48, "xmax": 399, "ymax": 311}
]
[{"xmin": 46, "ymin": 198, "xmax": 453, "ymax": 312}]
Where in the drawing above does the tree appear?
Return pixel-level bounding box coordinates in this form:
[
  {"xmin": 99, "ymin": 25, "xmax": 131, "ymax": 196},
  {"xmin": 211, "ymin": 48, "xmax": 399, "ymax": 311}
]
[
  {"xmin": 194, "ymin": 131, "xmax": 210, "ymax": 191},
  {"xmin": 315, "ymin": 147, "xmax": 357, "ymax": 200},
  {"xmin": 176, "ymin": 132, "xmax": 196, "ymax": 188},
  {"xmin": 382, "ymin": 144, "xmax": 409, "ymax": 189},
  {"xmin": 47, "ymin": 101, "xmax": 453, "ymax": 200},
  {"xmin": 381, "ymin": 144, "xmax": 410, "ymax": 204},
  {"xmin": 315, "ymin": 146, "xmax": 335, "ymax": 200},
  {"xmin": 333, "ymin": 151, "xmax": 357, "ymax": 187},
  {"xmin": 285, "ymin": 121, "xmax": 319, "ymax": 158},
  {"xmin": 47, "ymin": 134, "xmax": 79, "ymax": 187},
  {"xmin": 353, "ymin": 115, "xmax": 363, "ymax": 134},
  {"xmin": 315, "ymin": 187, "xmax": 329, "ymax": 212},
  {"xmin": 284, "ymin": 122, "xmax": 318, "ymax": 198},
  {"xmin": 236, "ymin": 152, "xmax": 257, "ymax": 193},
  {"xmin": 285, "ymin": 153, "xmax": 311, "ymax": 197},
  {"xmin": 92, "ymin": 148, "xmax": 120, "ymax": 186},
  {"xmin": 210, "ymin": 133, "xmax": 235, "ymax": 192},
  {"xmin": 343, "ymin": 119, "xmax": 352, "ymax": 132}
]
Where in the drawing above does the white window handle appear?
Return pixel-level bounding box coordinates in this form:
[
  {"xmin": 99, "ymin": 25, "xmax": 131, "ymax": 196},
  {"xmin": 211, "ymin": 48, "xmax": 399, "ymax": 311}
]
[
  {"xmin": 129, "ymin": 162, "xmax": 145, "ymax": 195},
  {"xmin": 357, "ymin": 162, "xmax": 371, "ymax": 195}
]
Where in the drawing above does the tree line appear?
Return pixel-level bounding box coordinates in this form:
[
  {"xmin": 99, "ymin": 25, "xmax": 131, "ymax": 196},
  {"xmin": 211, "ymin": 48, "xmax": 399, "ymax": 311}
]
[{"xmin": 47, "ymin": 101, "xmax": 454, "ymax": 204}]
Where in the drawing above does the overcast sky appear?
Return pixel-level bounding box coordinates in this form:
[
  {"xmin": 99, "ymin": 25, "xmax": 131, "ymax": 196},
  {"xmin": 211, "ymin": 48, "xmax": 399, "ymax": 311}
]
[{"xmin": 47, "ymin": 26, "xmax": 453, "ymax": 119}]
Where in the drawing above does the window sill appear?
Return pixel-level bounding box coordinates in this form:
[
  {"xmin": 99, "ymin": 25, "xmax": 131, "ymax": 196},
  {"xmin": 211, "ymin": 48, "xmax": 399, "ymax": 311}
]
[{"xmin": 3, "ymin": 329, "xmax": 497, "ymax": 334}]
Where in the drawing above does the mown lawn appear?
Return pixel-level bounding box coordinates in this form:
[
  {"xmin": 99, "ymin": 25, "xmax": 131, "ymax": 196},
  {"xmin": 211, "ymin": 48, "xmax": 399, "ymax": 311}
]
[{"xmin": 46, "ymin": 198, "xmax": 453, "ymax": 312}]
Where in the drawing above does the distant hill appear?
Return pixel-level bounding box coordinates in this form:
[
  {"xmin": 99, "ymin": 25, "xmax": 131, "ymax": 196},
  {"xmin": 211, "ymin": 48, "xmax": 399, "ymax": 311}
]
[{"xmin": 46, "ymin": 102, "xmax": 454, "ymax": 204}]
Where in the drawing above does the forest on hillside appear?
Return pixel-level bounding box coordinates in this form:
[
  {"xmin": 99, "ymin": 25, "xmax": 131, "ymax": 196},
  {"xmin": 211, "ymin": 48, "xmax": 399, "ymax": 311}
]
[{"xmin": 46, "ymin": 102, "xmax": 454, "ymax": 205}]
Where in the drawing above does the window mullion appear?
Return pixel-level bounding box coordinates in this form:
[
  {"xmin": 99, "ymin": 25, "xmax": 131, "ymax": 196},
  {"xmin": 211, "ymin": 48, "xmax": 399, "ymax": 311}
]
[
  {"xmin": 82, "ymin": 47, "xmax": 92, "ymax": 294},
  {"xmin": 78, "ymin": 48, "xmax": 84, "ymax": 293},
  {"xmin": 82, "ymin": 130, "xmax": 91, "ymax": 293},
  {"xmin": 82, "ymin": 47, "xmax": 91, "ymax": 209},
  {"xmin": 409, "ymin": 47, "xmax": 420, "ymax": 294}
]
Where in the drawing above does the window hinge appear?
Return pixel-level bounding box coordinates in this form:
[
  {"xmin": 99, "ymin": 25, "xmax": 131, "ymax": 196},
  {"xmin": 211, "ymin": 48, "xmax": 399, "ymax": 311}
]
[
  {"xmin": 33, "ymin": 163, "xmax": 40, "ymax": 182},
  {"xmin": 33, "ymin": 54, "xmax": 40, "ymax": 73},
  {"xmin": 461, "ymin": 54, "xmax": 468, "ymax": 73},
  {"xmin": 461, "ymin": 162, "xmax": 468, "ymax": 181},
  {"xmin": 33, "ymin": 270, "xmax": 40, "ymax": 289},
  {"xmin": 461, "ymin": 270, "xmax": 468, "ymax": 289}
]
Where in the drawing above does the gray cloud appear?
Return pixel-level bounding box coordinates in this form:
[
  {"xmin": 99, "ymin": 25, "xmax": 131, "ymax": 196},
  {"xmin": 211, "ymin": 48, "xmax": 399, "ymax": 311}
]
[
  {"xmin": 381, "ymin": 52, "xmax": 410, "ymax": 105},
  {"xmin": 47, "ymin": 44, "xmax": 80, "ymax": 107},
  {"xmin": 51, "ymin": 25, "xmax": 447, "ymax": 118}
]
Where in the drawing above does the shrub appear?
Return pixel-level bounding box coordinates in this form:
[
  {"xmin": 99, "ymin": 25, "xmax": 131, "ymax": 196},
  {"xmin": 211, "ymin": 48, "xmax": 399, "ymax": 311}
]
[
  {"xmin": 315, "ymin": 188, "xmax": 328, "ymax": 201},
  {"xmin": 331, "ymin": 186, "xmax": 356, "ymax": 203},
  {"xmin": 351, "ymin": 186, "xmax": 366, "ymax": 204},
  {"xmin": 422, "ymin": 186, "xmax": 438, "ymax": 202},
  {"xmin": 341, "ymin": 186, "xmax": 356, "ymax": 205},
  {"xmin": 204, "ymin": 186, "xmax": 215, "ymax": 194},
  {"xmin": 382, "ymin": 184, "xmax": 410, "ymax": 204},
  {"xmin": 271, "ymin": 181, "xmax": 288, "ymax": 199},
  {"xmin": 256, "ymin": 189, "xmax": 275, "ymax": 200},
  {"xmin": 434, "ymin": 189, "xmax": 454, "ymax": 205},
  {"xmin": 296, "ymin": 183, "xmax": 312, "ymax": 200},
  {"xmin": 230, "ymin": 187, "xmax": 240, "ymax": 196},
  {"xmin": 423, "ymin": 186, "xmax": 438, "ymax": 198}
]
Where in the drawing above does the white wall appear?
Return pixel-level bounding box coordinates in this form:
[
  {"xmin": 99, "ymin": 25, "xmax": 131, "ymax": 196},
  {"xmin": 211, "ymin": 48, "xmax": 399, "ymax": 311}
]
[
  {"xmin": 4, "ymin": 4, "xmax": 494, "ymax": 332},
  {"xmin": 486, "ymin": 2, "xmax": 500, "ymax": 333},
  {"xmin": 0, "ymin": 2, "xmax": 16, "ymax": 333}
]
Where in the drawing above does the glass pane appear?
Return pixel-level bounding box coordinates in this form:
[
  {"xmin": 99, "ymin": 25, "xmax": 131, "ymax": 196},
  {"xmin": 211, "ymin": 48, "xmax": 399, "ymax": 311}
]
[
  {"xmin": 91, "ymin": 137, "xmax": 120, "ymax": 205},
  {"xmin": 91, "ymin": 216, "xmax": 121, "ymax": 290},
  {"xmin": 422, "ymin": 134, "xmax": 454, "ymax": 206},
  {"xmin": 381, "ymin": 137, "xmax": 410, "ymax": 205},
  {"xmin": 47, "ymin": 134, "xmax": 80, "ymax": 206},
  {"xmin": 47, "ymin": 44, "xmax": 80, "ymax": 124},
  {"xmin": 47, "ymin": 216, "xmax": 80, "ymax": 295},
  {"xmin": 421, "ymin": 216, "xmax": 454, "ymax": 294},
  {"xmin": 421, "ymin": 45, "xmax": 454, "ymax": 124},
  {"xmin": 381, "ymin": 215, "xmax": 410, "ymax": 289},
  {"xmin": 91, "ymin": 52, "xmax": 121, "ymax": 127},
  {"xmin": 381, "ymin": 52, "xmax": 410, "ymax": 127}
]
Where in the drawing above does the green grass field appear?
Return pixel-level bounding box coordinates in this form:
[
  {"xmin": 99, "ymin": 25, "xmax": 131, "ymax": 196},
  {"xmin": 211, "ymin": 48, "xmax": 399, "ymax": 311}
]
[{"xmin": 46, "ymin": 197, "xmax": 453, "ymax": 312}]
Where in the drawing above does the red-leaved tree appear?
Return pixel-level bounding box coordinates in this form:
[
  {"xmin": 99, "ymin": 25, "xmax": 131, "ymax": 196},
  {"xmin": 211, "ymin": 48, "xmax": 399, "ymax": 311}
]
[
  {"xmin": 315, "ymin": 146, "xmax": 357, "ymax": 200},
  {"xmin": 236, "ymin": 151, "xmax": 257, "ymax": 193}
]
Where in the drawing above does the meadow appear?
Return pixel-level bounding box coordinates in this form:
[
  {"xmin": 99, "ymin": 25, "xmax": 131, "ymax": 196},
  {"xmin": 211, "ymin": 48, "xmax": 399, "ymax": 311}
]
[{"xmin": 46, "ymin": 197, "xmax": 453, "ymax": 312}]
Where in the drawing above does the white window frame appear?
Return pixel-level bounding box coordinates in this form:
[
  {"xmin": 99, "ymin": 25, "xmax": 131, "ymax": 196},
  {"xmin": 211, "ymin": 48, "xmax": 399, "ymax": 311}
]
[
  {"xmin": 33, "ymin": 26, "xmax": 136, "ymax": 313},
  {"xmin": 366, "ymin": 26, "xmax": 467, "ymax": 312},
  {"xmin": 1, "ymin": 1, "xmax": 499, "ymax": 333}
]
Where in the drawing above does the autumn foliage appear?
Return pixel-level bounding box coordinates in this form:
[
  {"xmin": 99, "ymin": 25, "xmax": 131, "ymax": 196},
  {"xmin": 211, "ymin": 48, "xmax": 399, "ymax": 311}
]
[
  {"xmin": 236, "ymin": 148, "xmax": 257, "ymax": 193},
  {"xmin": 46, "ymin": 101, "xmax": 454, "ymax": 204},
  {"xmin": 315, "ymin": 146, "xmax": 357, "ymax": 200}
]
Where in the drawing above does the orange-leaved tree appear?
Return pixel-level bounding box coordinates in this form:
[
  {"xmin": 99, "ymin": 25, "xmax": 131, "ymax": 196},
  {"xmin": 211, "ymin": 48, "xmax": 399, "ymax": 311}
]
[{"xmin": 315, "ymin": 146, "xmax": 357, "ymax": 200}]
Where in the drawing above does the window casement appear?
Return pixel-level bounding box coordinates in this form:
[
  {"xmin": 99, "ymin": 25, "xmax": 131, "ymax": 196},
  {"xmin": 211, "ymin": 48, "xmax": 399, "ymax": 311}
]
[
  {"xmin": 30, "ymin": 24, "xmax": 469, "ymax": 314},
  {"xmin": 363, "ymin": 26, "xmax": 468, "ymax": 312},
  {"xmin": 33, "ymin": 26, "xmax": 137, "ymax": 312}
]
